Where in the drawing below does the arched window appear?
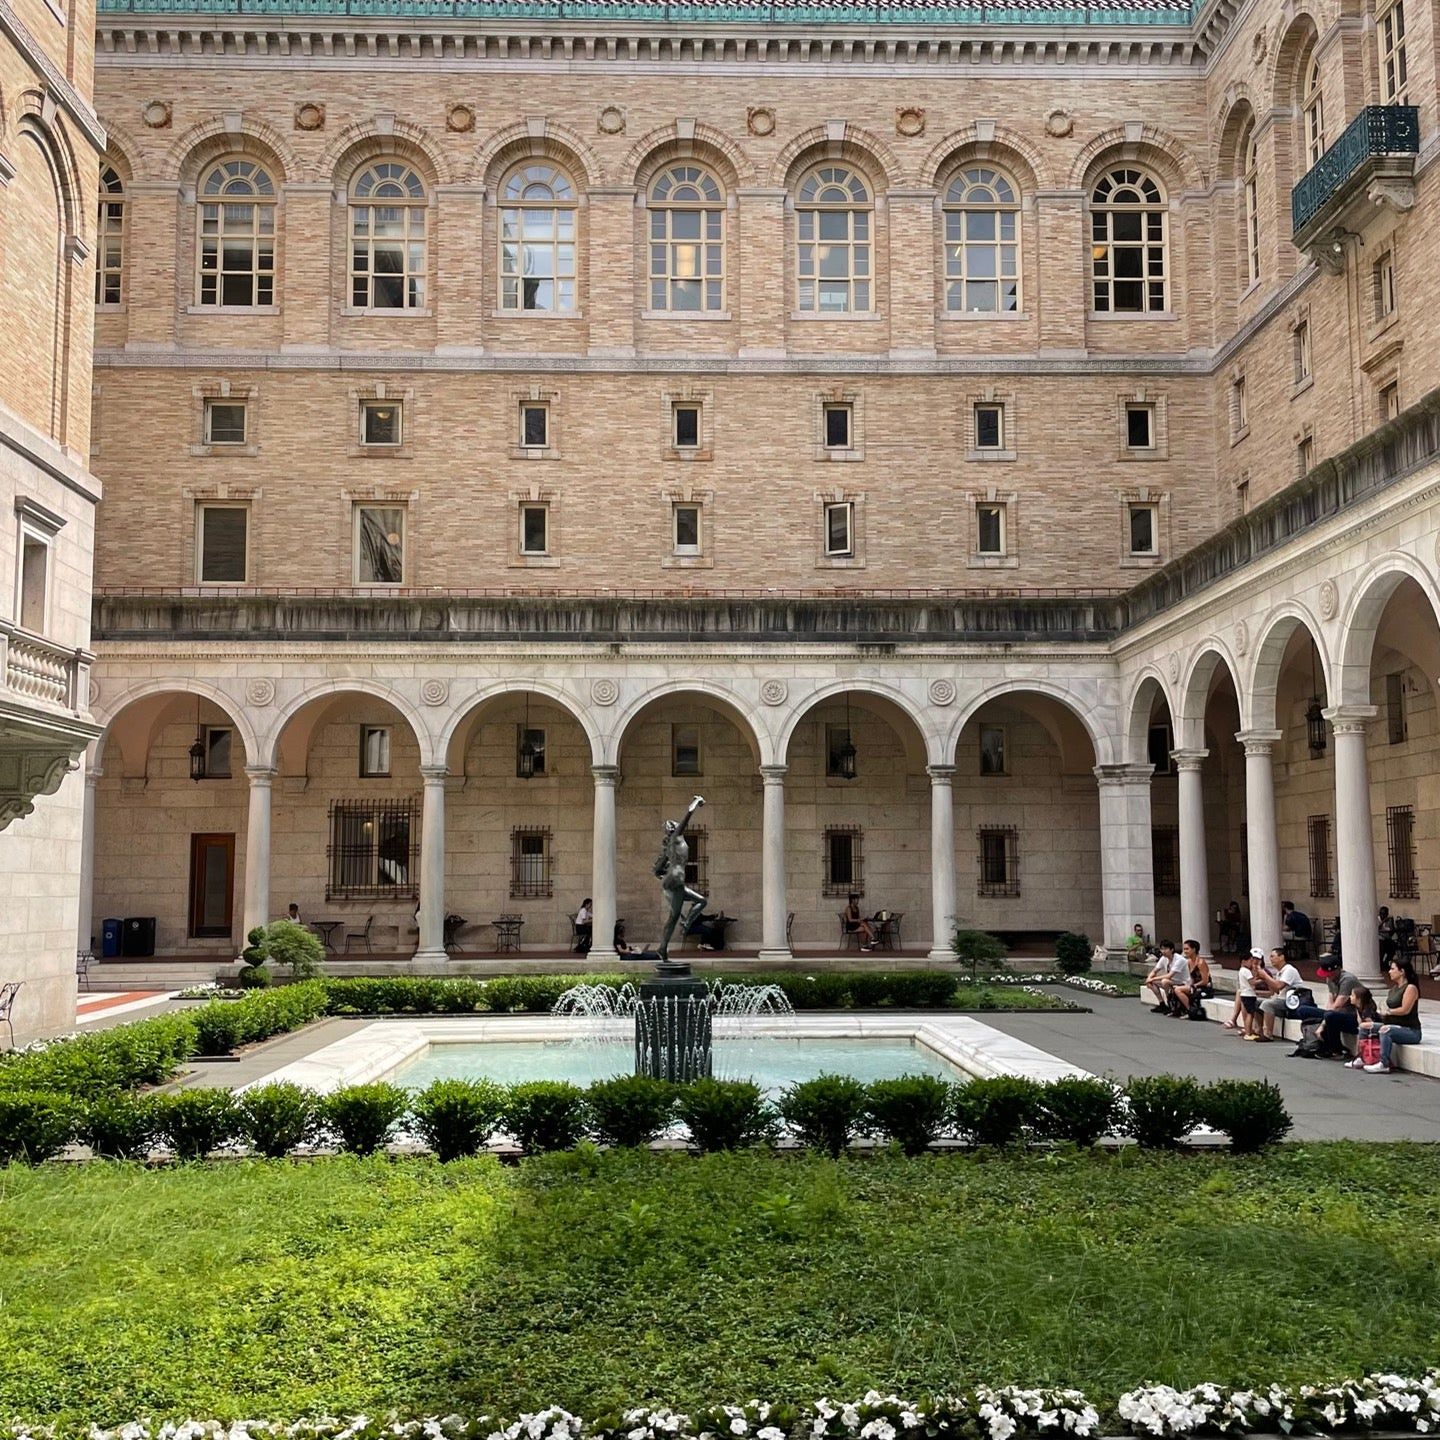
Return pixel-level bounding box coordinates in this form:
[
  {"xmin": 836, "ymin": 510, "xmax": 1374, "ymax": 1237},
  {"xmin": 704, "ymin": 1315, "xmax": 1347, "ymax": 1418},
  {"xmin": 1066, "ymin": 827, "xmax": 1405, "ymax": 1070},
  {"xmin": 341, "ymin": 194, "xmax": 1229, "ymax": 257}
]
[
  {"xmin": 1241, "ymin": 128, "xmax": 1260, "ymax": 288},
  {"xmin": 796, "ymin": 164, "xmax": 871, "ymax": 314},
  {"xmin": 197, "ymin": 158, "xmax": 275, "ymax": 307},
  {"xmin": 943, "ymin": 165, "xmax": 1020, "ymax": 313},
  {"xmin": 1303, "ymin": 52, "xmax": 1326, "ymax": 167},
  {"xmin": 349, "ymin": 161, "xmax": 427, "ymax": 311},
  {"xmin": 499, "ymin": 164, "xmax": 577, "ymax": 313},
  {"xmin": 1090, "ymin": 167, "xmax": 1166, "ymax": 314},
  {"xmin": 648, "ymin": 164, "xmax": 724, "ymax": 313},
  {"xmin": 96, "ymin": 164, "xmax": 123, "ymax": 305}
]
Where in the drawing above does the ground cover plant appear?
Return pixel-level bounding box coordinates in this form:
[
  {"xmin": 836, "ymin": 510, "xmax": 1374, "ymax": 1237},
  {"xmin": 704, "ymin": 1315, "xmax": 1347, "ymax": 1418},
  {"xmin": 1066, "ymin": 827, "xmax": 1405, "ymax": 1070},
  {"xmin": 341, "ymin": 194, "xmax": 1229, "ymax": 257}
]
[{"xmin": 1, "ymin": 1145, "xmax": 1437, "ymax": 1425}]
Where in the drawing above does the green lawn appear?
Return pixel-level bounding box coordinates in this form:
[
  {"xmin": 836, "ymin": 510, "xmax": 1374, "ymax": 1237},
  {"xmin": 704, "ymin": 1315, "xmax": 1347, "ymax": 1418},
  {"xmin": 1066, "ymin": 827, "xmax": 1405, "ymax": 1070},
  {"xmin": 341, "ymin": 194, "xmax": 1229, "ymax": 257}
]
[{"xmin": 1, "ymin": 1146, "xmax": 1437, "ymax": 1424}]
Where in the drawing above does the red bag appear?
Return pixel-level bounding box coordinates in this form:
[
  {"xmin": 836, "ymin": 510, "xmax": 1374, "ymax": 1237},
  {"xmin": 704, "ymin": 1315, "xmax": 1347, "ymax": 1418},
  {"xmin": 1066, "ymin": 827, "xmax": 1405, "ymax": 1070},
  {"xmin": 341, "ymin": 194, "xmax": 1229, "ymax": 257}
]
[{"xmin": 1359, "ymin": 1034, "xmax": 1382, "ymax": 1067}]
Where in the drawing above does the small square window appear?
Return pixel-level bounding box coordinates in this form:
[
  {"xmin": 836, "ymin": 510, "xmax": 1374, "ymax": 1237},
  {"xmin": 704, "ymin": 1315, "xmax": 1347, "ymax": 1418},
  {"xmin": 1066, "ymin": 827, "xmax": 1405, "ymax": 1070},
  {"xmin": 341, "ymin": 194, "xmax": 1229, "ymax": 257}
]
[
  {"xmin": 203, "ymin": 726, "xmax": 233, "ymax": 779},
  {"xmin": 361, "ymin": 400, "xmax": 402, "ymax": 447},
  {"xmin": 521, "ymin": 404, "xmax": 549, "ymax": 449},
  {"xmin": 1232, "ymin": 376, "xmax": 1248, "ymax": 434},
  {"xmin": 974, "ymin": 404, "xmax": 1004, "ymax": 450},
  {"xmin": 823, "ymin": 826, "xmax": 862, "ymax": 896},
  {"xmin": 510, "ymin": 828, "xmax": 553, "ymax": 899},
  {"xmin": 1126, "ymin": 405, "xmax": 1154, "ymax": 450},
  {"xmin": 826, "ymin": 723, "xmax": 857, "ymax": 779},
  {"xmin": 1294, "ymin": 319, "xmax": 1312, "ymax": 383},
  {"xmin": 975, "ymin": 503, "xmax": 1005, "ymax": 556},
  {"xmin": 673, "ymin": 503, "xmax": 701, "ymax": 555},
  {"xmin": 673, "ymin": 405, "xmax": 700, "ymax": 449},
  {"xmin": 824, "ymin": 501, "xmax": 853, "ymax": 557},
  {"xmin": 1374, "ymin": 253, "xmax": 1396, "ymax": 319},
  {"xmin": 521, "ymin": 504, "xmax": 549, "ymax": 555},
  {"xmin": 360, "ymin": 725, "xmax": 391, "ymax": 778},
  {"xmin": 1379, "ymin": 381, "xmax": 1400, "ymax": 422},
  {"xmin": 517, "ymin": 725, "xmax": 547, "ymax": 777},
  {"xmin": 17, "ymin": 529, "xmax": 49, "ymax": 633},
  {"xmin": 1128, "ymin": 504, "xmax": 1157, "ymax": 556},
  {"xmin": 979, "ymin": 724, "xmax": 1007, "ymax": 776},
  {"xmin": 197, "ymin": 504, "xmax": 248, "ymax": 584},
  {"xmin": 204, "ymin": 400, "xmax": 247, "ymax": 446},
  {"xmin": 977, "ymin": 826, "xmax": 1019, "ymax": 898},
  {"xmin": 354, "ymin": 505, "xmax": 405, "ymax": 584},
  {"xmin": 1298, "ymin": 436, "xmax": 1315, "ymax": 477},
  {"xmin": 672, "ymin": 724, "xmax": 702, "ymax": 777},
  {"xmin": 1147, "ymin": 723, "xmax": 1174, "ymax": 774},
  {"xmin": 823, "ymin": 404, "xmax": 852, "ymax": 450}
]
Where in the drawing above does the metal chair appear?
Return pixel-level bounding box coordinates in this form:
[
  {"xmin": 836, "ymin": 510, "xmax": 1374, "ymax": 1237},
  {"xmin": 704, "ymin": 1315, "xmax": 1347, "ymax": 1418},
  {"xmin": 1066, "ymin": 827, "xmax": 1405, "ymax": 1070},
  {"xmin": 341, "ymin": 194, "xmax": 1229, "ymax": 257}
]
[
  {"xmin": 837, "ymin": 912, "xmax": 859, "ymax": 950},
  {"xmin": 0, "ymin": 982, "xmax": 21, "ymax": 1049},
  {"xmin": 76, "ymin": 950, "xmax": 95, "ymax": 991},
  {"xmin": 876, "ymin": 912, "xmax": 903, "ymax": 952},
  {"xmin": 443, "ymin": 914, "xmax": 467, "ymax": 952},
  {"xmin": 343, "ymin": 915, "xmax": 374, "ymax": 953}
]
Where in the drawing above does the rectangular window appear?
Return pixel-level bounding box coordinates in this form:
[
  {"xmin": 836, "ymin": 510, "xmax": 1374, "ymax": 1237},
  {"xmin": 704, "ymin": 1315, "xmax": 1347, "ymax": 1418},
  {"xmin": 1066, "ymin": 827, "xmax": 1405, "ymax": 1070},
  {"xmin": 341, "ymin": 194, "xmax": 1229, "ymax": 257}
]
[
  {"xmin": 683, "ymin": 826, "xmax": 709, "ymax": 895},
  {"xmin": 1126, "ymin": 405, "xmax": 1154, "ymax": 450},
  {"xmin": 1307, "ymin": 814, "xmax": 1334, "ymax": 898},
  {"xmin": 1152, "ymin": 825, "xmax": 1180, "ymax": 896},
  {"xmin": 1298, "ymin": 436, "xmax": 1315, "ymax": 478},
  {"xmin": 1374, "ymin": 253, "xmax": 1396, "ymax": 320},
  {"xmin": 516, "ymin": 724, "xmax": 546, "ymax": 777},
  {"xmin": 1294, "ymin": 319, "xmax": 1312, "ymax": 383},
  {"xmin": 1232, "ymin": 376, "xmax": 1248, "ymax": 435},
  {"xmin": 327, "ymin": 798, "xmax": 417, "ymax": 900},
  {"xmin": 1386, "ymin": 671, "xmax": 1408, "ymax": 744},
  {"xmin": 975, "ymin": 502, "xmax": 1005, "ymax": 556},
  {"xmin": 521, "ymin": 504, "xmax": 549, "ymax": 555},
  {"xmin": 196, "ymin": 504, "xmax": 248, "ymax": 584},
  {"xmin": 202, "ymin": 725, "xmax": 233, "ymax": 779},
  {"xmin": 1379, "ymin": 0, "xmax": 1408, "ymax": 102},
  {"xmin": 977, "ymin": 826, "xmax": 1020, "ymax": 898},
  {"xmin": 1380, "ymin": 381, "xmax": 1400, "ymax": 422},
  {"xmin": 510, "ymin": 828, "xmax": 553, "ymax": 899},
  {"xmin": 823, "ymin": 826, "xmax": 863, "ymax": 897},
  {"xmin": 824, "ymin": 501, "xmax": 853, "ymax": 558},
  {"xmin": 673, "ymin": 404, "xmax": 700, "ymax": 449},
  {"xmin": 1386, "ymin": 804, "xmax": 1418, "ymax": 899},
  {"xmin": 826, "ymin": 723, "xmax": 856, "ymax": 778},
  {"xmin": 361, "ymin": 400, "xmax": 402, "ymax": 447},
  {"xmin": 1128, "ymin": 504, "xmax": 1158, "ymax": 556},
  {"xmin": 354, "ymin": 505, "xmax": 404, "ymax": 584},
  {"xmin": 979, "ymin": 724, "xmax": 1007, "ymax": 776},
  {"xmin": 1147, "ymin": 722, "xmax": 1174, "ymax": 774},
  {"xmin": 823, "ymin": 404, "xmax": 852, "ymax": 450},
  {"xmin": 673, "ymin": 503, "xmax": 701, "ymax": 555},
  {"xmin": 521, "ymin": 403, "xmax": 549, "ymax": 449},
  {"xmin": 974, "ymin": 404, "xmax": 1004, "ymax": 450},
  {"xmin": 204, "ymin": 400, "xmax": 247, "ymax": 446},
  {"xmin": 17, "ymin": 528, "xmax": 48, "ymax": 633},
  {"xmin": 360, "ymin": 725, "xmax": 391, "ymax": 778},
  {"xmin": 671, "ymin": 723, "xmax": 702, "ymax": 777}
]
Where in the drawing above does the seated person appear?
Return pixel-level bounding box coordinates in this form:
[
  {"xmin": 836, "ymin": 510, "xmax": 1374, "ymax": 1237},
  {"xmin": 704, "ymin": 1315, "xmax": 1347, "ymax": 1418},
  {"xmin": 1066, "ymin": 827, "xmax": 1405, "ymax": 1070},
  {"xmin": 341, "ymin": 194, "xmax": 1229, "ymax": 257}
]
[
  {"xmin": 286, "ymin": 902, "xmax": 303, "ymax": 924},
  {"xmin": 1378, "ymin": 906, "xmax": 1398, "ymax": 965},
  {"xmin": 613, "ymin": 919, "xmax": 631, "ymax": 955},
  {"xmin": 1342, "ymin": 985, "xmax": 1380, "ymax": 1068},
  {"xmin": 573, "ymin": 898, "xmax": 593, "ymax": 954},
  {"xmin": 1145, "ymin": 942, "xmax": 1179, "ymax": 1012},
  {"xmin": 842, "ymin": 895, "xmax": 876, "ymax": 952},
  {"xmin": 1281, "ymin": 900, "xmax": 1313, "ymax": 955},
  {"xmin": 1217, "ymin": 901, "xmax": 1244, "ymax": 955},
  {"xmin": 1169, "ymin": 940, "xmax": 1213, "ymax": 1019},
  {"xmin": 1362, "ymin": 958, "xmax": 1424, "ymax": 1074},
  {"xmin": 1287, "ymin": 961, "xmax": 1359, "ymax": 1058},
  {"xmin": 1253, "ymin": 947, "xmax": 1304, "ymax": 1042}
]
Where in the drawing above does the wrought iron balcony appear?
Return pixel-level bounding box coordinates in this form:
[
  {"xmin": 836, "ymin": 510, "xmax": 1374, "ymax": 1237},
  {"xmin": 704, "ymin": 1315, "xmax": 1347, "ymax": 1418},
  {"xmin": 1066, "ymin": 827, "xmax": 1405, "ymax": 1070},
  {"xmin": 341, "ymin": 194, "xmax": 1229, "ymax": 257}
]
[{"xmin": 1291, "ymin": 105, "xmax": 1419, "ymax": 247}]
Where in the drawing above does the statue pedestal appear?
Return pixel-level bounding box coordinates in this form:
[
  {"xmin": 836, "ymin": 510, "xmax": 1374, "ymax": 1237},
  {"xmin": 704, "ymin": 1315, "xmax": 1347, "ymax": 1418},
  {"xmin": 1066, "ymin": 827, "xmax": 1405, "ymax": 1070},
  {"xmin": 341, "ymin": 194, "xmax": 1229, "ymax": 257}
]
[{"xmin": 635, "ymin": 976, "xmax": 712, "ymax": 1082}]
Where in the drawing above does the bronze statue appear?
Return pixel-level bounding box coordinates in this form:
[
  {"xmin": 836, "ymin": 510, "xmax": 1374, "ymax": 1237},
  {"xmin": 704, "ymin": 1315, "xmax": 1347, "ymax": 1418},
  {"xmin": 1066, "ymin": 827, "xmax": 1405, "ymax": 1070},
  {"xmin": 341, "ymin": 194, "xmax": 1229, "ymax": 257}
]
[{"xmin": 653, "ymin": 794, "xmax": 706, "ymax": 963}]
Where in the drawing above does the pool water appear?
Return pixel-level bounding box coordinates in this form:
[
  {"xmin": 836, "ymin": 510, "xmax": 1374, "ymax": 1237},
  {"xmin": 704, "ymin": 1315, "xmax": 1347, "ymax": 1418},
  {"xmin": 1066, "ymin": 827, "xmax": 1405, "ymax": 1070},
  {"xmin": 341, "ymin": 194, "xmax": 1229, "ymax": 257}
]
[{"xmin": 390, "ymin": 1036, "xmax": 960, "ymax": 1095}]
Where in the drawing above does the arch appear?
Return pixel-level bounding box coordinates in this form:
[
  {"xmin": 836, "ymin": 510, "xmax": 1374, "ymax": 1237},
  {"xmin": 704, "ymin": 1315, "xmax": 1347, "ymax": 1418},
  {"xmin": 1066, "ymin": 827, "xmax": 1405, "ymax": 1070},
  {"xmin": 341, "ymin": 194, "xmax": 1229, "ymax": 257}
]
[
  {"xmin": 92, "ymin": 679, "xmax": 261, "ymax": 775},
  {"xmin": 437, "ymin": 681, "xmax": 604, "ymax": 772},
  {"xmin": 1069, "ymin": 124, "xmax": 1205, "ymax": 194},
  {"xmin": 166, "ymin": 117, "xmax": 297, "ymax": 188},
  {"xmin": 322, "ymin": 120, "xmax": 452, "ymax": 190},
  {"xmin": 944, "ymin": 680, "xmax": 1112, "ymax": 768},
  {"xmin": 1214, "ymin": 92, "xmax": 1258, "ymax": 184},
  {"xmin": 1335, "ymin": 556, "xmax": 1440, "ymax": 706},
  {"xmin": 610, "ymin": 680, "xmax": 768, "ymax": 769},
  {"xmin": 1247, "ymin": 602, "xmax": 1332, "ymax": 731},
  {"xmin": 623, "ymin": 122, "xmax": 753, "ymax": 190},
  {"xmin": 923, "ymin": 123, "xmax": 1047, "ymax": 193},
  {"xmin": 265, "ymin": 680, "xmax": 433, "ymax": 771},
  {"xmin": 476, "ymin": 119, "xmax": 604, "ymax": 191},
  {"xmin": 1268, "ymin": 11, "xmax": 1324, "ymax": 112},
  {"xmin": 776, "ymin": 680, "xmax": 933, "ymax": 768},
  {"xmin": 771, "ymin": 124, "xmax": 901, "ymax": 191},
  {"xmin": 13, "ymin": 94, "xmax": 80, "ymax": 235},
  {"xmin": 1123, "ymin": 666, "xmax": 1177, "ymax": 768},
  {"xmin": 1176, "ymin": 641, "xmax": 1244, "ymax": 750}
]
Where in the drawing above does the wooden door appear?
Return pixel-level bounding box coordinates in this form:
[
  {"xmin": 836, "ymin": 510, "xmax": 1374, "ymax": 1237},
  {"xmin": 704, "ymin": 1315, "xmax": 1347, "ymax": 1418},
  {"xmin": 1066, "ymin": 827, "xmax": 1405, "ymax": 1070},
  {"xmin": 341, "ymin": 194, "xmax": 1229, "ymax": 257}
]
[{"xmin": 188, "ymin": 833, "xmax": 235, "ymax": 938}]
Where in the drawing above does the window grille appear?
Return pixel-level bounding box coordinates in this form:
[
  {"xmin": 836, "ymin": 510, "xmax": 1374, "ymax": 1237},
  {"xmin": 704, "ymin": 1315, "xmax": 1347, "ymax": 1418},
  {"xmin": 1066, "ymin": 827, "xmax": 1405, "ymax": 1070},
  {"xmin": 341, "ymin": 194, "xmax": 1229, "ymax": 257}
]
[
  {"xmin": 510, "ymin": 827, "xmax": 554, "ymax": 899},
  {"xmin": 1307, "ymin": 814, "xmax": 1334, "ymax": 898},
  {"xmin": 823, "ymin": 825, "xmax": 863, "ymax": 897},
  {"xmin": 1386, "ymin": 805, "xmax": 1418, "ymax": 899},
  {"xmin": 327, "ymin": 797, "xmax": 418, "ymax": 900},
  {"xmin": 1152, "ymin": 826, "xmax": 1180, "ymax": 897},
  {"xmin": 977, "ymin": 826, "xmax": 1020, "ymax": 898},
  {"xmin": 683, "ymin": 827, "xmax": 709, "ymax": 895}
]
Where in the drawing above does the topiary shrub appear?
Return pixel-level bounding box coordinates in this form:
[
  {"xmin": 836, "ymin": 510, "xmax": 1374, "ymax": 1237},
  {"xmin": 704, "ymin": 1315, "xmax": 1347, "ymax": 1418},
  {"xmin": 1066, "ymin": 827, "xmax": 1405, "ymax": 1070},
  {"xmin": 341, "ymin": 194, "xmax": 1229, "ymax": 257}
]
[
  {"xmin": 1124, "ymin": 1074, "xmax": 1204, "ymax": 1149},
  {"xmin": 238, "ymin": 1082, "xmax": 321, "ymax": 1158},
  {"xmin": 586, "ymin": 1074, "xmax": 677, "ymax": 1148},
  {"xmin": 1034, "ymin": 1076, "xmax": 1122, "ymax": 1148},
  {"xmin": 1201, "ymin": 1078, "xmax": 1293, "ymax": 1153},
  {"xmin": 674, "ymin": 1079, "xmax": 776, "ymax": 1153},
  {"xmin": 951, "ymin": 929, "xmax": 1009, "ymax": 979},
  {"xmin": 156, "ymin": 1089, "xmax": 240, "ymax": 1160},
  {"xmin": 1055, "ymin": 932, "xmax": 1094, "ymax": 975},
  {"xmin": 951, "ymin": 1075, "xmax": 1043, "ymax": 1147},
  {"xmin": 504, "ymin": 1081, "xmax": 589, "ymax": 1155},
  {"xmin": 0, "ymin": 1091, "xmax": 78, "ymax": 1164},
  {"xmin": 236, "ymin": 964, "xmax": 271, "ymax": 989},
  {"xmin": 410, "ymin": 1078, "xmax": 507, "ymax": 1161},
  {"xmin": 321, "ymin": 1083, "xmax": 409, "ymax": 1156},
  {"xmin": 256, "ymin": 920, "xmax": 326, "ymax": 980},
  {"xmin": 79, "ymin": 1092, "xmax": 161, "ymax": 1159},
  {"xmin": 776, "ymin": 1074, "xmax": 870, "ymax": 1157},
  {"xmin": 864, "ymin": 1074, "xmax": 952, "ymax": 1156}
]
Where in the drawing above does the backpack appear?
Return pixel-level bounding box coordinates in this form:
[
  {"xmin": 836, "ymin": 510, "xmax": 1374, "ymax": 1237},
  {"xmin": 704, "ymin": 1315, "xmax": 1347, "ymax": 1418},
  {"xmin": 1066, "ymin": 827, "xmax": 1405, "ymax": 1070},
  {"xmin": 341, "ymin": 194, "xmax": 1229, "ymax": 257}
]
[{"xmin": 1359, "ymin": 1033, "xmax": 1382, "ymax": 1068}]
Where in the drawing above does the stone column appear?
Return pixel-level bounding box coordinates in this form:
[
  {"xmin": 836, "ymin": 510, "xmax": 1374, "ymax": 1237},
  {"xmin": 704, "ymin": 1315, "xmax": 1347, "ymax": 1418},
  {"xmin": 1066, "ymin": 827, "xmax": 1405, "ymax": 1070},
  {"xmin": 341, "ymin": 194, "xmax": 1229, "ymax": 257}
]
[
  {"xmin": 1171, "ymin": 748, "xmax": 1211, "ymax": 955},
  {"xmin": 241, "ymin": 765, "xmax": 275, "ymax": 946},
  {"xmin": 76, "ymin": 764, "xmax": 100, "ymax": 953},
  {"xmin": 1093, "ymin": 763, "xmax": 1156, "ymax": 961},
  {"xmin": 758, "ymin": 764, "xmax": 790, "ymax": 960},
  {"xmin": 589, "ymin": 765, "xmax": 620, "ymax": 964},
  {"xmin": 1237, "ymin": 728, "xmax": 1283, "ymax": 954},
  {"xmin": 927, "ymin": 764, "xmax": 957, "ymax": 959},
  {"xmin": 1326, "ymin": 705, "xmax": 1383, "ymax": 982},
  {"xmin": 414, "ymin": 764, "xmax": 449, "ymax": 966}
]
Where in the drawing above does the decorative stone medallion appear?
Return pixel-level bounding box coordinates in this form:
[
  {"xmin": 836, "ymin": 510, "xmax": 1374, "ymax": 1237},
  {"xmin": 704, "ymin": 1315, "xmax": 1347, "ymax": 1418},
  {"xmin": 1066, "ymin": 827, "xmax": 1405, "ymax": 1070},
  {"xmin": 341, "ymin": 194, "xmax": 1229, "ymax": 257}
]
[
  {"xmin": 142, "ymin": 100, "xmax": 172, "ymax": 129},
  {"xmin": 591, "ymin": 678, "xmax": 619, "ymax": 707},
  {"xmin": 294, "ymin": 102, "xmax": 325, "ymax": 132},
  {"xmin": 746, "ymin": 106, "xmax": 776, "ymax": 138},
  {"xmin": 446, "ymin": 104, "xmax": 475, "ymax": 134},
  {"xmin": 245, "ymin": 678, "xmax": 276, "ymax": 706},
  {"xmin": 1234, "ymin": 620, "xmax": 1248, "ymax": 658},
  {"xmin": 1167, "ymin": 652, "xmax": 1181, "ymax": 685},
  {"xmin": 1251, "ymin": 27, "xmax": 1268, "ymax": 64},
  {"xmin": 1319, "ymin": 578, "xmax": 1340, "ymax": 621},
  {"xmin": 928, "ymin": 678, "xmax": 957, "ymax": 706},
  {"xmin": 1044, "ymin": 108, "xmax": 1073, "ymax": 139},
  {"xmin": 759, "ymin": 679, "xmax": 788, "ymax": 706},
  {"xmin": 420, "ymin": 679, "xmax": 450, "ymax": 707},
  {"xmin": 597, "ymin": 105, "xmax": 625, "ymax": 136},
  {"xmin": 895, "ymin": 106, "xmax": 925, "ymax": 138}
]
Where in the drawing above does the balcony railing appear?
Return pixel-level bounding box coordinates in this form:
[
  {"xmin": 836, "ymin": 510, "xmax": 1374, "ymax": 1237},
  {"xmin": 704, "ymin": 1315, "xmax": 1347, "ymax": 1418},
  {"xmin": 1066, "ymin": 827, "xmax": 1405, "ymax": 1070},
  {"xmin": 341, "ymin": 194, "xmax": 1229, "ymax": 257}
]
[
  {"xmin": 0, "ymin": 620, "xmax": 90, "ymax": 711},
  {"xmin": 1291, "ymin": 105, "xmax": 1419, "ymax": 237}
]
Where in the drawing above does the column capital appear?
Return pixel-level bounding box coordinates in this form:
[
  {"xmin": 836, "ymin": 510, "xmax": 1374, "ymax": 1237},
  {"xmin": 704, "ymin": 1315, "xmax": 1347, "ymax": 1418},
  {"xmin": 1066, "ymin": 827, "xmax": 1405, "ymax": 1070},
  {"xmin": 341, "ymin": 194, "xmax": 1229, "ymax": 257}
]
[
  {"xmin": 244, "ymin": 764, "xmax": 277, "ymax": 785},
  {"xmin": 419, "ymin": 763, "xmax": 450, "ymax": 783},
  {"xmin": 759, "ymin": 763, "xmax": 788, "ymax": 783},
  {"xmin": 926, "ymin": 763, "xmax": 956, "ymax": 782},
  {"xmin": 591, "ymin": 763, "xmax": 621, "ymax": 785},
  {"xmin": 1093, "ymin": 762, "xmax": 1154, "ymax": 787},
  {"xmin": 1235, "ymin": 728, "xmax": 1283, "ymax": 756},
  {"xmin": 1323, "ymin": 704, "xmax": 1378, "ymax": 736},
  {"xmin": 1169, "ymin": 748, "xmax": 1209, "ymax": 772}
]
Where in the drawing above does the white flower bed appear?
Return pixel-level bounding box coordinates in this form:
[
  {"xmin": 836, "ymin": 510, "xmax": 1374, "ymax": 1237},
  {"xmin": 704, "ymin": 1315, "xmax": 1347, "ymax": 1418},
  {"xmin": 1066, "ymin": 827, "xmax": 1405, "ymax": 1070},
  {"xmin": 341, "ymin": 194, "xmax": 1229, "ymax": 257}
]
[
  {"xmin": 7, "ymin": 1375, "xmax": 1437, "ymax": 1440},
  {"xmin": 957, "ymin": 974, "xmax": 1123, "ymax": 999},
  {"xmin": 176, "ymin": 984, "xmax": 246, "ymax": 1001}
]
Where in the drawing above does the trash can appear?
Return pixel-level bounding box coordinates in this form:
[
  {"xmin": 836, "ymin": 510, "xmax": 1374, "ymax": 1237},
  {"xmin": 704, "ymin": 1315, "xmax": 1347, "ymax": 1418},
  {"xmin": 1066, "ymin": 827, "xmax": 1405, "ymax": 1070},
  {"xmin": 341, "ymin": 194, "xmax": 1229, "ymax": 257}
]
[
  {"xmin": 121, "ymin": 916, "xmax": 156, "ymax": 957},
  {"xmin": 101, "ymin": 917, "xmax": 122, "ymax": 958}
]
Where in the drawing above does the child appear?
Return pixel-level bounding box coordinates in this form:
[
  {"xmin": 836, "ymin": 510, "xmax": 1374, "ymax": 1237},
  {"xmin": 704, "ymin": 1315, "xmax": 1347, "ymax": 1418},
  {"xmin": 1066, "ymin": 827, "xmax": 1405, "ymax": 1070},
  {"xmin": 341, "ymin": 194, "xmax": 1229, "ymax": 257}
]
[
  {"xmin": 1345, "ymin": 985, "xmax": 1380, "ymax": 1069},
  {"xmin": 1225, "ymin": 945, "xmax": 1264, "ymax": 1035}
]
